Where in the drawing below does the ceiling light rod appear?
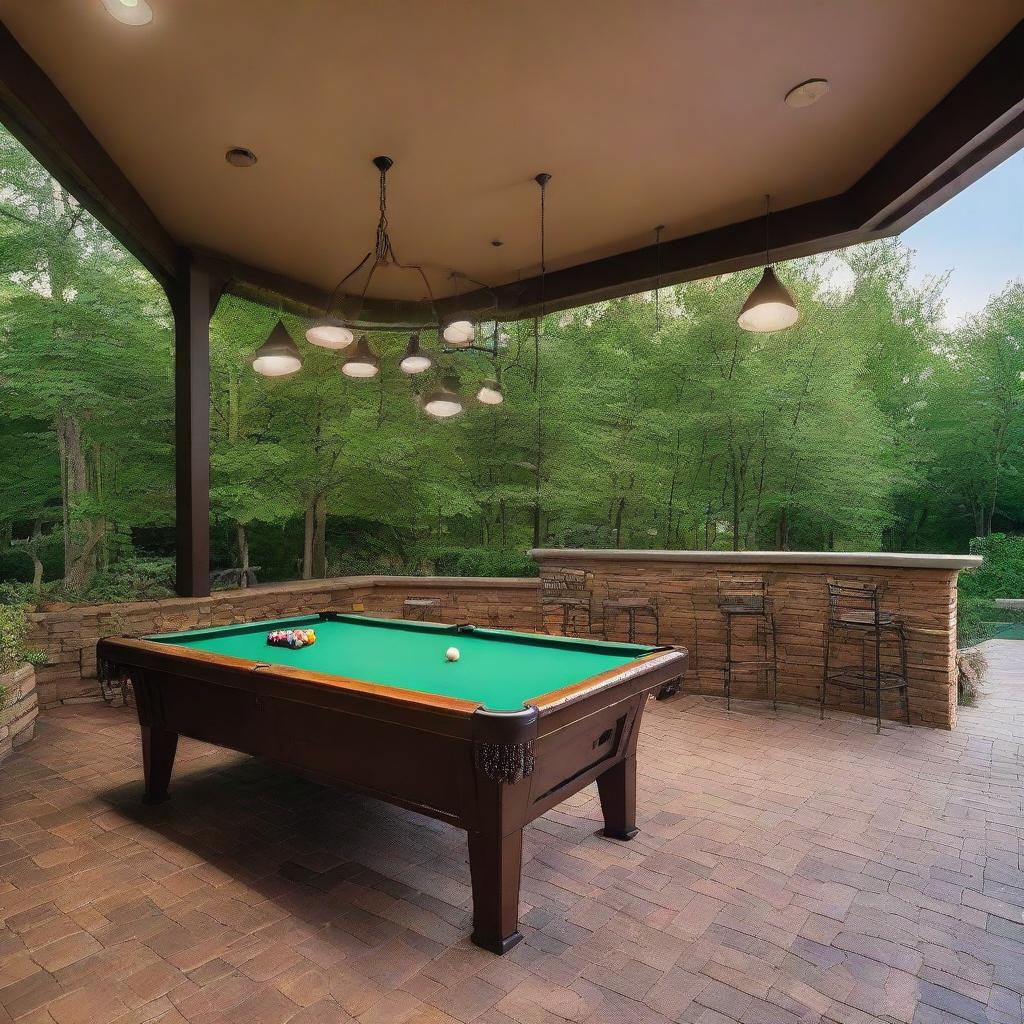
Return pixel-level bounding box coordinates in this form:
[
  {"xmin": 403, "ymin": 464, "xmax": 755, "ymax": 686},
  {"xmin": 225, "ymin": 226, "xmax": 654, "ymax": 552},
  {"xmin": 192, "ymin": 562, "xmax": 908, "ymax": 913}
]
[
  {"xmin": 530, "ymin": 172, "xmax": 551, "ymax": 391},
  {"xmin": 654, "ymin": 224, "xmax": 665, "ymax": 329}
]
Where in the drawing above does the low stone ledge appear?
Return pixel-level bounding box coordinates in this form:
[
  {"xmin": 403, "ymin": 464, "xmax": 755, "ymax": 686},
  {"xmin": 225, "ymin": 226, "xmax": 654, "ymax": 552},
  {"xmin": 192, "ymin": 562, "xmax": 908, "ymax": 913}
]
[
  {"xmin": 28, "ymin": 575, "xmax": 541, "ymax": 707},
  {"xmin": 530, "ymin": 548, "xmax": 982, "ymax": 570},
  {"xmin": 0, "ymin": 664, "xmax": 39, "ymax": 763}
]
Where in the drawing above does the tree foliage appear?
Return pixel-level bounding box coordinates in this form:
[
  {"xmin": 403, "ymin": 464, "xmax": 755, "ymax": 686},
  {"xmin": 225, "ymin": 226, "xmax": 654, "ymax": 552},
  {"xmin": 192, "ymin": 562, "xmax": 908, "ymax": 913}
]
[{"xmin": 1, "ymin": 126, "xmax": 1022, "ymax": 596}]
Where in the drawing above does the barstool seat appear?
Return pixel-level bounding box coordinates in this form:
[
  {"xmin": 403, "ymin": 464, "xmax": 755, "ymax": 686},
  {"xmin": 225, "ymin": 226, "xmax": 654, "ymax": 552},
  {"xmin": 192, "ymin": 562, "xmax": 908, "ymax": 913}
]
[
  {"xmin": 604, "ymin": 597, "xmax": 652, "ymax": 612},
  {"xmin": 832, "ymin": 608, "xmax": 897, "ymax": 627},
  {"xmin": 602, "ymin": 595, "xmax": 659, "ymax": 644},
  {"xmin": 546, "ymin": 589, "xmax": 593, "ymax": 637},
  {"xmin": 403, "ymin": 597, "xmax": 441, "ymax": 620}
]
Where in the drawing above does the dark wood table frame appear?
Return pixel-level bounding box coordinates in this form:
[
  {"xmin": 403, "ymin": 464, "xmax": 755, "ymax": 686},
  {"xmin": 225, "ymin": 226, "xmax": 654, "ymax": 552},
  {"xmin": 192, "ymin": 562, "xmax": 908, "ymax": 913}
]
[{"xmin": 98, "ymin": 615, "xmax": 687, "ymax": 954}]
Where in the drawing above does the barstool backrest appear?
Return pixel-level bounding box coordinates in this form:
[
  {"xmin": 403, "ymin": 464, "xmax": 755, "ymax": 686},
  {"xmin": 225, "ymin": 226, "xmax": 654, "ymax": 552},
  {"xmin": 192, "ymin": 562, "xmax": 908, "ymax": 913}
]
[
  {"xmin": 827, "ymin": 580, "xmax": 883, "ymax": 626},
  {"xmin": 716, "ymin": 573, "xmax": 769, "ymax": 614}
]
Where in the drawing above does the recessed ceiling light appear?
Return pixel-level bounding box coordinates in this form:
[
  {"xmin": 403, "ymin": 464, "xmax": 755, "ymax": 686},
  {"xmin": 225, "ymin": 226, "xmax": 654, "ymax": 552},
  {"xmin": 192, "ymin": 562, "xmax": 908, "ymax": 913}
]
[
  {"xmin": 226, "ymin": 147, "xmax": 258, "ymax": 168},
  {"xmin": 100, "ymin": 0, "xmax": 153, "ymax": 25},
  {"xmin": 785, "ymin": 78, "xmax": 830, "ymax": 109},
  {"xmin": 491, "ymin": 239, "xmax": 504, "ymax": 247}
]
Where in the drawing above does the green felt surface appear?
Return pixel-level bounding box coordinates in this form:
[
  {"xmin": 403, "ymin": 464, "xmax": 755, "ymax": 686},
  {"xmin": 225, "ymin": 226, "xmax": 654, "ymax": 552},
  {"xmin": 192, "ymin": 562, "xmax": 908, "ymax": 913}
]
[{"xmin": 150, "ymin": 614, "xmax": 656, "ymax": 711}]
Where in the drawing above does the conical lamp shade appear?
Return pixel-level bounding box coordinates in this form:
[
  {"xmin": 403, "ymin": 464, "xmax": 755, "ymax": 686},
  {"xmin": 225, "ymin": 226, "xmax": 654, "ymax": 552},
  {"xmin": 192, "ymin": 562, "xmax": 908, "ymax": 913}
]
[
  {"xmin": 737, "ymin": 266, "xmax": 799, "ymax": 332},
  {"xmin": 476, "ymin": 379, "xmax": 503, "ymax": 406},
  {"xmin": 422, "ymin": 375, "xmax": 464, "ymax": 418},
  {"xmin": 341, "ymin": 335, "xmax": 380, "ymax": 378},
  {"xmin": 399, "ymin": 334, "xmax": 432, "ymax": 374},
  {"xmin": 306, "ymin": 319, "xmax": 354, "ymax": 349},
  {"xmin": 251, "ymin": 320, "xmax": 302, "ymax": 377}
]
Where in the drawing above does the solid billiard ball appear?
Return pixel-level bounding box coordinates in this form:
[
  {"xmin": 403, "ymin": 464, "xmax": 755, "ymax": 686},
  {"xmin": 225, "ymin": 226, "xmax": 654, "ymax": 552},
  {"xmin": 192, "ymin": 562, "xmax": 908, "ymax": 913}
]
[{"xmin": 445, "ymin": 647, "xmax": 460, "ymax": 662}]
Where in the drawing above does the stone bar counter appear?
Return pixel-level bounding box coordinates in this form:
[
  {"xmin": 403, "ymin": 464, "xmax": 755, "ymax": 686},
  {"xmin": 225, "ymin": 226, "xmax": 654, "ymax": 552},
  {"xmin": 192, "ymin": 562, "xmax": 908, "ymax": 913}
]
[{"xmin": 531, "ymin": 549, "xmax": 981, "ymax": 730}]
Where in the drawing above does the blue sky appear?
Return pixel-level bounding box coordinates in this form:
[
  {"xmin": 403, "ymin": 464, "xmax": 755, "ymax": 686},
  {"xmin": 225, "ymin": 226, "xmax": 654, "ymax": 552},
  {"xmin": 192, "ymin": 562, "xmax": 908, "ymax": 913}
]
[{"xmin": 901, "ymin": 149, "xmax": 1023, "ymax": 328}]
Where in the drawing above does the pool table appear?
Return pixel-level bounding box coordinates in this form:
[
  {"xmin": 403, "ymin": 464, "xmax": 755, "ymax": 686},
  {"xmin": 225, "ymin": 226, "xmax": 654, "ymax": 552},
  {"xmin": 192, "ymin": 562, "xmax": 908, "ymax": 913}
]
[{"xmin": 97, "ymin": 613, "xmax": 687, "ymax": 953}]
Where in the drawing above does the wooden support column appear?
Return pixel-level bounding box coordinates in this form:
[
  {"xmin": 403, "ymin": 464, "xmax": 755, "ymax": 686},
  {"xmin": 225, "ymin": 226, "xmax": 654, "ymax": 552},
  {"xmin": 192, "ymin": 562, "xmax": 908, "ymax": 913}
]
[{"xmin": 173, "ymin": 252, "xmax": 221, "ymax": 598}]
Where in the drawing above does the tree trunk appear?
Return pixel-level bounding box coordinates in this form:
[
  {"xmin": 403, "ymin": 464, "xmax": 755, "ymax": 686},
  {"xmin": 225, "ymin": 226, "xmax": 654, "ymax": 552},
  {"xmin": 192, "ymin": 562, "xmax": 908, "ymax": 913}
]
[
  {"xmin": 56, "ymin": 412, "xmax": 93, "ymax": 587},
  {"xmin": 302, "ymin": 505, "xmax": 314, "ymax": 579},
  {"xmin": 614, "ymin": 497, "xmax": 626, "ymax": 548},
  {"xmin": 731, "ymin": 464, "xmax": 741, "ymax": 552},
  {"xmin": 313, "ymin": 493, "xmax": 327, "ymax": 578},
  {"xmin": 30, "ymin": 519, "xmax": 43, "ymax": 591},
  {"xmin": 775, "ymin": 508, "xmax": 788, "ymax": 550},
  {"xmin": 236, "ymin": 522, "xmax": 250, "ymax": 588}
]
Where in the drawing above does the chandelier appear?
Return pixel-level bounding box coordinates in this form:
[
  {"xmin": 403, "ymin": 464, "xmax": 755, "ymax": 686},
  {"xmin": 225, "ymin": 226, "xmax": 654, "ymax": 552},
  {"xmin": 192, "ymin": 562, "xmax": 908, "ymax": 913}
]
[{"xmin": 250, "ymin": 156, "xmax": 538, "ymax": 419}]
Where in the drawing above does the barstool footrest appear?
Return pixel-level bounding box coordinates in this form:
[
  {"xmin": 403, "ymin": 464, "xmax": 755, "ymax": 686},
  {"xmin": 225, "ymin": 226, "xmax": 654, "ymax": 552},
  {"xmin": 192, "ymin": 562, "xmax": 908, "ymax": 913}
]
[{"xmin": 825, "ymin": 669, "xmax": 907, "ymax": 691}]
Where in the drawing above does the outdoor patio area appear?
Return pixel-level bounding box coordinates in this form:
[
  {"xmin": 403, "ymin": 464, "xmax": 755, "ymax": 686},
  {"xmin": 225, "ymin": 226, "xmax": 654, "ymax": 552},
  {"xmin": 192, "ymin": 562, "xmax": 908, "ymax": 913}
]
[{"xmin": 1, "ymin": 644, "xmax": 1021, "ymax": 1024}]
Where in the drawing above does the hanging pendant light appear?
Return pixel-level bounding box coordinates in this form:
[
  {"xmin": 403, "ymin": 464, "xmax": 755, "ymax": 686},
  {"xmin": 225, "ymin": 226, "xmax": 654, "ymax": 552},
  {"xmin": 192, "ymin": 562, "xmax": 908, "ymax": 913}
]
[
  {"xmin": 341, "ymin": 334, "xmax": 380, "ymax": 378},
  {"xmin": 251, "ymin": 320, "xmax": 302, "ymax": 377},
  {"xmin": 422, "ymin": 375, "xmax": 464, "ymax": 418},
  {"xmin": 399, "ymin": 333, "xmax": 432, "ymax": 374},
  {"xmin": 476, "ymin": 378, "xmax": 504, "ymax": 406},
  {"xmin": 738, "ymin": 266, "xmax": 799, "ymax": 332},
  {"xmin": 441, "ymin": 273, "xmax": 475, "ymax": 347},
  {"xmin": 738, "ymin": 194, "xmax": 798, "ymax": 333},
  {"xmin": 306, "ymin": 320, "xmax": 354, "ymax": 350}
]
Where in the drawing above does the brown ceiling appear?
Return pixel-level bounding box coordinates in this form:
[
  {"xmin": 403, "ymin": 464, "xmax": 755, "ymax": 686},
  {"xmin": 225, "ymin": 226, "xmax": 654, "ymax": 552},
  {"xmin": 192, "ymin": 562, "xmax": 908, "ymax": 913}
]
[{"xmin": 0, "ymin": 0, "xmax": 1021, "ymax": 307}]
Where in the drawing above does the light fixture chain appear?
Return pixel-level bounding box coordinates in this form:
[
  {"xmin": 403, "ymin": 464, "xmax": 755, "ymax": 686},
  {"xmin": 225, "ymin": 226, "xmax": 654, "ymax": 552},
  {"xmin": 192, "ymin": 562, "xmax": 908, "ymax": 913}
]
[
  {"xmin": 532, "ymin": 173, "xmax": 551, "ymax": 390},
  {"xmin": 376, "ymin": 164, "xmax": 390, "ymax": 264}
]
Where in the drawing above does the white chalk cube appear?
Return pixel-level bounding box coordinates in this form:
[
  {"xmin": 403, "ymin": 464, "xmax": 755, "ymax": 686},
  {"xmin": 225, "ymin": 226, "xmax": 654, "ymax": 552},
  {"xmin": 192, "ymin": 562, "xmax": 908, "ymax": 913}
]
[{"xmin": 445, "ymin": 646, "xmax": 460, "ymax": 662}]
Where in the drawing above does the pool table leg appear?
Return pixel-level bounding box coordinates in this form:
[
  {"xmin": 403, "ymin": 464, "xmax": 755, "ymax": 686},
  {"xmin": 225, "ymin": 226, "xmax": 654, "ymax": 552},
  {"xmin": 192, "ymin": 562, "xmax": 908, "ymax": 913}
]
[
  {"xmin": 141, "ymin": 725, "xmax": 178, "ymax": 804},
  {"xmin": 598, "ymin": 755, "xmax": 638, "ymax": 840},
  {"xmin": 468, "ymin": 826, "xmax": 524, "ymax": 955}
]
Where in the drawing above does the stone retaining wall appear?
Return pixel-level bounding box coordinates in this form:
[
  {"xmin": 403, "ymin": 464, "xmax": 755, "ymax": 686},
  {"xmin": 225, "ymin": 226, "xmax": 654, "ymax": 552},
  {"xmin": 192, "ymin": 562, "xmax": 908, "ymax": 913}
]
[
  {"xmin": 532, "ymin": 549, "xmax": 980, "ymax": 730},
  {"xmin": 26, "ymin": 551, "xmax": 978, "ymax": 730},
  {"xmin": 28, "ymin": 576, "xmax": 541, "ymax": 708},
  {"xmin": 0, "ymin": 665, "xmax": 38, "ymax": 762}
]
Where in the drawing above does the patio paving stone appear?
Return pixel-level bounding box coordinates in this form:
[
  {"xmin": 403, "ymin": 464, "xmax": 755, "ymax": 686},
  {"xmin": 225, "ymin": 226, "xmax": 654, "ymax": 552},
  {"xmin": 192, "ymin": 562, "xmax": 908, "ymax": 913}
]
[{"xmin": 1, "ymin": 640, "xmax": 1022, "ymax": 1023}]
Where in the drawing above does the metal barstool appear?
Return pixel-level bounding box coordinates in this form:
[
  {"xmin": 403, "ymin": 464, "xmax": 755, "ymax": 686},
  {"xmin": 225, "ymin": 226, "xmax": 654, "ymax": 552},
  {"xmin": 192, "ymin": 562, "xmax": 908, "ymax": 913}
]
[
  {"xmin": 545, "ymin": 580, "xmax": 593, "ymax": 637},
  {"xmin": 716, "ymin": 574, "xmax": 777, "ymax": 711},
  {"xmin": 821, "ymin": 580, "xmax": 910, "ymax": 733},
  {"xmin": 602, "ymin": 595, "xmax": 659, "ymax": 644}
]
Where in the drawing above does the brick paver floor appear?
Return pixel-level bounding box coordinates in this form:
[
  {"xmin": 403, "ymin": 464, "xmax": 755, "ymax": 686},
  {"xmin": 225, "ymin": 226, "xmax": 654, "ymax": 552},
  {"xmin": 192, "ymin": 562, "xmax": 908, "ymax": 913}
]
[{"xmin": 2, "ymin": 641, "xmax": 1022, "ymax": 1024}]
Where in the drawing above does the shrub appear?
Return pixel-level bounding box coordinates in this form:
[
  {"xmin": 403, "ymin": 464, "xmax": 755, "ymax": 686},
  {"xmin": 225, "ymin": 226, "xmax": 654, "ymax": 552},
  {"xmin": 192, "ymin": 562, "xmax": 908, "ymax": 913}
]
[
  {"xmin": 431, "ymin": 547, "xmax": 538, "ymax": 579},
  {"xmin": 959, "ymin": 534, "xmax": 1024, "ymax": 600},
  {"xmin": 956, "ymin": 593, "xmax": 1024, "ymax": 648},
  {"xmin": 0, "ymin": 601, "xmax": 30, "ymax": 674},
  {"xmin": 38, "ymin": 557, "xmax": 175, "ymax": 605}
]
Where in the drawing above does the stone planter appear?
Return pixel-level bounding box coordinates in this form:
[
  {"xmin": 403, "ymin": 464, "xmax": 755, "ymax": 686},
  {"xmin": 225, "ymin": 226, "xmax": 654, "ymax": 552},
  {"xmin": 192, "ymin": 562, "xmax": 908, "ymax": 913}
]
[{"xmin": 0, "ymin": 664, "xmax": 39, "ymax": 764}]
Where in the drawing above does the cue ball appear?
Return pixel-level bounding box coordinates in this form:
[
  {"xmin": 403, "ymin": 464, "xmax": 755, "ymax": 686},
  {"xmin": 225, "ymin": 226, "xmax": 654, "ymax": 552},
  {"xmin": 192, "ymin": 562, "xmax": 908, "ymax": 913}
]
[{"xmin": 445, "ymin": 646, "xmax": 460, "ymax": 662}]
